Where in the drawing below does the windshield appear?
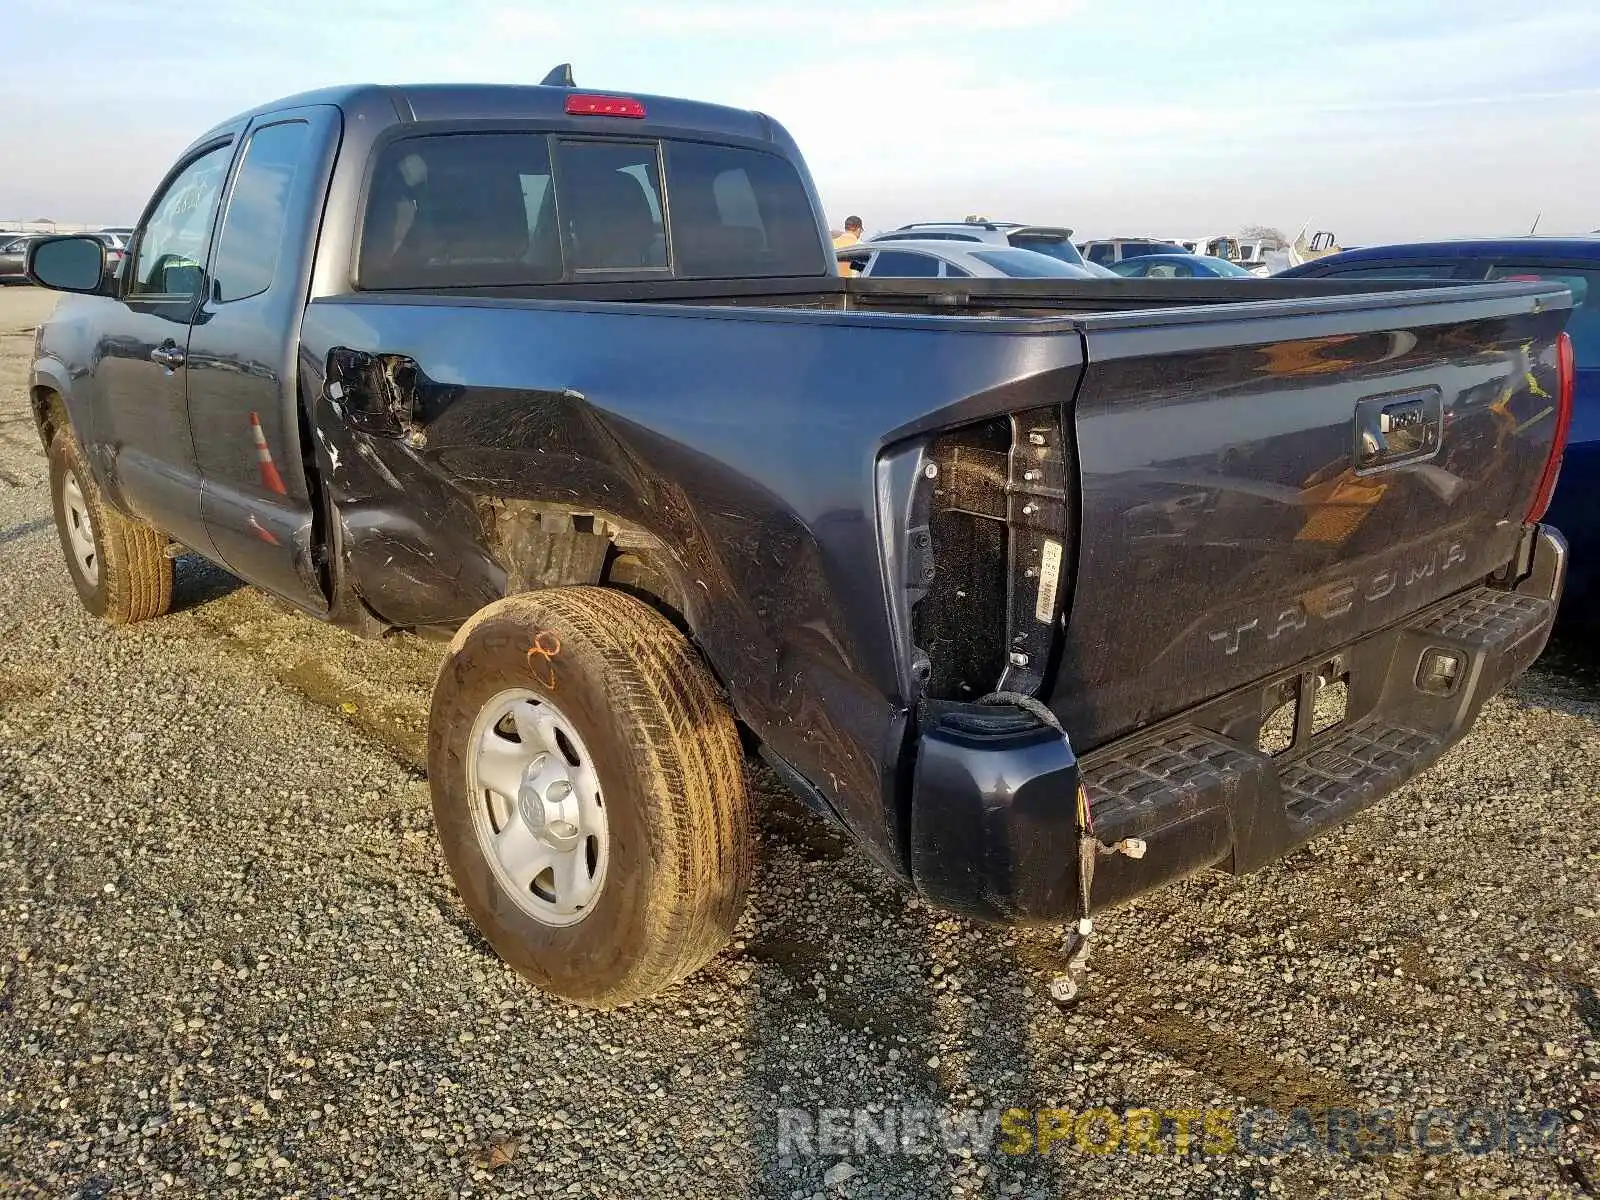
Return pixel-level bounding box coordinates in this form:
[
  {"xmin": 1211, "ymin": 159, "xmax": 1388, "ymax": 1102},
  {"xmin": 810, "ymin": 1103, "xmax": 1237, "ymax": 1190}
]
[
  {"xmin": 1007, "ymin": 234, "xmax": 1087, "ymax": 266},
  {"xmin": 970, "ymin": 248, "xmax": 1091, "ymax": 277}
]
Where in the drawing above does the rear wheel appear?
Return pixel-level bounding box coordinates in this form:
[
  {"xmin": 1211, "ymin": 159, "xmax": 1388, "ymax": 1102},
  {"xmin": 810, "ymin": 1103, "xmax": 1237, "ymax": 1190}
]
[
  {"xmin": 428, "ymin": 586, "xmax": 750, "ymax": 1007},
  {"xmin": 48, "ymin": 429, "xmax": 173, "ymax": 624}
]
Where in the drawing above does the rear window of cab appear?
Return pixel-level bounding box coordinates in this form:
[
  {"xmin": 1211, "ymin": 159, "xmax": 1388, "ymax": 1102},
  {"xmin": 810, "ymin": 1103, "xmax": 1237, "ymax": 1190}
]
[{"xmin": 357, "ymin": 133, "xmax": 826, "ymax": 288}]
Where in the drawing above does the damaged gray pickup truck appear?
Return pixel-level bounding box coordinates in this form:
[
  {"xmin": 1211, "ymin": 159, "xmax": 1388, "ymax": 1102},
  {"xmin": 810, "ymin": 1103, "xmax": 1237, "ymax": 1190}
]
[{"xmin": 26, "ymin": 75, "xmax": 1574, "ymax": 1006}]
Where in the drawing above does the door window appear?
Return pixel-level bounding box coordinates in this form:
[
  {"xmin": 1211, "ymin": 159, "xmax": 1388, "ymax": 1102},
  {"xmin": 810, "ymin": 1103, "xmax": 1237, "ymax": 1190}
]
[
  {"xmin": 211, "ymin": 121, "xmax": 310, "ymax": 303},
  {"xmin": 130, "ymin": 143, "xmax": 233, "ymax": 300}
]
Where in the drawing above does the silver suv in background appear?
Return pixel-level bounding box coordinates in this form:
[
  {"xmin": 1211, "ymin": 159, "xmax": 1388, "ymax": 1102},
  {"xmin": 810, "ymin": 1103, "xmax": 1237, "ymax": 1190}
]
[
  {"xmin": 838, "ymin": 239, "xmax": 1097, "ymax": 279},
  {"xmin": 866, "ymin": 220, "xmax": 1118, "ymax": 276},
  {"xmin": 1078, "ymin": 237, "xmax": 1189, "ymax": 266}
]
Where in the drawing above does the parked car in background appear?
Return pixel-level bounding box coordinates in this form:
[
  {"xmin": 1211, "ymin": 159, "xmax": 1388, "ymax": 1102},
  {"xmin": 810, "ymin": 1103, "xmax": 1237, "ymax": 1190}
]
[
  {"xmin": 84, "ymin": 231, "xmax": 127, "ymax": 277},
  {"xmin": 1078, "ymin": 237, "xmax": 1188, "ymax": 266},
  {"xmin": 867, "ymin": 220, "xmax": 1118, "ymax": 276},
  {"xmin": 0, "ymin": 233, "xmax": 46, "ymax": 283},
  {"xmin": 1281, "ymin": 238, "xmax": 1598, "ymax": 631},
  {"xmin": 838, "ymin": 239, "xmax": 1097, "ymax": 279},
  {"xmin": 98, "ymin": 226, "xmax": 137, "ymax": 241},
  {"xmin": 1108, "ymin": 253, "xmax": 1255, "ymax": 279}
]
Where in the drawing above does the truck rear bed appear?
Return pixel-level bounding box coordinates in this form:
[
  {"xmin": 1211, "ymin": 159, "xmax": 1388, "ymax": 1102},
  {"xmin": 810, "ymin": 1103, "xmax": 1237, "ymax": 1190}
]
[{"xmin": 306, "ymin": 275, "xmax": 1571, "ymax": 923}]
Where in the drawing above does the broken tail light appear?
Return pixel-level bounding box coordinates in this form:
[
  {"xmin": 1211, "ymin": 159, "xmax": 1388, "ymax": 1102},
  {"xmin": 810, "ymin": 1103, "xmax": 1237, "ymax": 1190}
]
[
  {"xmin": 1525, "ymin": 330, "xmax": 1574, "ymax": 523},
  {"xmin": 886, "ymin": 408, "xmax": 1072, "ymax": 704}
]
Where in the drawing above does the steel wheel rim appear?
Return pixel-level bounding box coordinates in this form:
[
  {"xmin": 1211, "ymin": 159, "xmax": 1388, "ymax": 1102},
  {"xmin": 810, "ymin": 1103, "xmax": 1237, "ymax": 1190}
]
[
  {"xmin": 60, "ymin": 472, "xmax": 98, "ymax": 586},
  {"xmin": 466, "ymin": 688, "xmax": 609, "ymax": 927}
]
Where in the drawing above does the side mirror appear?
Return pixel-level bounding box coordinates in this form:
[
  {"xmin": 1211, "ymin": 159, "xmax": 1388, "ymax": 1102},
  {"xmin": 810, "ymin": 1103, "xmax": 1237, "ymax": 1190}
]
[{"xmin": 28, "ymin": 235, "xmax": 106, "ymax": 294}]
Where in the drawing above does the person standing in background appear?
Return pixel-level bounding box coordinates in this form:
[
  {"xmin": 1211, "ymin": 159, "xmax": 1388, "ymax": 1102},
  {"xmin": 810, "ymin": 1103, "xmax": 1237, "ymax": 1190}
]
[{"xmin": 832, "ymin": 216, "xmax": 864, "ymax": 249}]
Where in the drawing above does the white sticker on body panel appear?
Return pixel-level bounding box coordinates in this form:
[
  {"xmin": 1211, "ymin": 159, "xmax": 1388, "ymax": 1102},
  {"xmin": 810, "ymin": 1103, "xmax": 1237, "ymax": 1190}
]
[{"xmin": 1035, "ymin": 538, "xmax": 1063, "ymax": 623}]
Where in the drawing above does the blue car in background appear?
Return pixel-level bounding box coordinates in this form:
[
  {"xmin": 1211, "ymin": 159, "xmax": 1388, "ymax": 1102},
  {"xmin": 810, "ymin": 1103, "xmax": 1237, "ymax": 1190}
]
[
  {"xmin": 1281, "ymin": 239, "xmax": 1599, "ymax": 632},
  {"xmin": 1108, "ymin": 253, "xmax": 1254, "ymax": 279}
]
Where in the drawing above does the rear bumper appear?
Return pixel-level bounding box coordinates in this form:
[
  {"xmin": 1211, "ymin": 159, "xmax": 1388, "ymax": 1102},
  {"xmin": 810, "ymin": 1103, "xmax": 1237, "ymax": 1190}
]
[{"xmin": 907, "ymin": 524, "xmax": 1566, "ymax": 924}]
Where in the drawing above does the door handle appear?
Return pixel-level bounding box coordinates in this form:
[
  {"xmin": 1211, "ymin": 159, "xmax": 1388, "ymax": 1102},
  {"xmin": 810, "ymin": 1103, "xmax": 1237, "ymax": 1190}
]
[
  {"xmin": 150, "ymin": 344, "xmax": 185, "ymax": 370},
  {"xmin": 1354, "ymin": 389, "xmax": 1441, "ymax": 470}
]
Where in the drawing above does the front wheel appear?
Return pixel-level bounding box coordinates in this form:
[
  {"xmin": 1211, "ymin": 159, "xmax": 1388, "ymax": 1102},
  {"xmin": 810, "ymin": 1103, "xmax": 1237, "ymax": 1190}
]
[
  {"xmin": 48, "ymin": 428, "xmax": 173, "ymax": 625},
  {"xmin": 428, "ymin": 586, "xmax": 750, "ymax": 1008}
]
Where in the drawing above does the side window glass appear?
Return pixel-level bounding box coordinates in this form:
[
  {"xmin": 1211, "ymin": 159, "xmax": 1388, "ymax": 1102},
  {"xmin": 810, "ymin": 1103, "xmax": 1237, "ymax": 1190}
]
[
  {"xmin": 868, "ymin": 251, "xmax": 941, "ymax": 278},
  {"xmin": 553, "ymin": 140, "xmax": 666, "ymax": 272},
  {"xmin": 130, "ymin": 144, "xmax": 233, "ymax": 300},
  {"xmin": 211, "ymin": 122, "xmax": 310, "ymax": 303},
  {"xmin": 943, "ymin": 262, "xmax": 972, "ymax": 278}
]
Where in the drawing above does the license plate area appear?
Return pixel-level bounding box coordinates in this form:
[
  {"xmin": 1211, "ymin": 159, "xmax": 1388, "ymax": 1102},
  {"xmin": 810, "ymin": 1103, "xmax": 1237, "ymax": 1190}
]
[{"xmin": 1256, "ymin": 656, "xmax": 1352, "ymax": 759}]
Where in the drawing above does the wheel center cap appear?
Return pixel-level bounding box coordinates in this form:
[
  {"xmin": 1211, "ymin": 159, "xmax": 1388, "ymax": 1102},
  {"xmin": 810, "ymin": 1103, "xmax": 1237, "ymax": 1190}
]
[{"xmin": 517, "ymin": 757, "xmax": 582, "ymax": 851}]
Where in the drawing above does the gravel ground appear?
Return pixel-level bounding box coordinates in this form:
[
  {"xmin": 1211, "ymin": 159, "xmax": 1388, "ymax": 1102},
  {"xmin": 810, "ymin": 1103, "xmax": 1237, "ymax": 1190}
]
[{"xmin": 0, "ymin": 285, "xmax": 1597, "ymax": 1199}]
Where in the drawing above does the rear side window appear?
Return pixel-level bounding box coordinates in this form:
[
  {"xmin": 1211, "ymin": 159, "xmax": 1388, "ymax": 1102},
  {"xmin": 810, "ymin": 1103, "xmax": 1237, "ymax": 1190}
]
[
  {"xmin": 1486, "ymin": 264, "xmax": 1599, "ymax": 360},
  {"xmin": 868, "ymin": 251, "xmax": 942, "ymax": 278},
  {"xmin": 970, "ymin": 249, "xmax": 1086, "ymax": 278},
  {"xmin": 665, "ymin": 141, "xmax": 825, "ymax": 277},
  {"xmin": 212, "ymin": 121, "xmax": 309, "ymax": 303},
  {"xmin": 359, "ymin": 132, "xmax": 824, "ymax": 288},
  {"xmin": 1085, "ymin": 244, "xmax": 1113, "ymax": 264}
]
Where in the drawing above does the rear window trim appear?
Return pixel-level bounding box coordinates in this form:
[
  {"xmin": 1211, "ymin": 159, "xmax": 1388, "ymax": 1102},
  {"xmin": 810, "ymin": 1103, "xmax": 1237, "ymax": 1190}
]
[{"xmin": 351, "ymin": 120, "xmax": 819, "ymax": 290}]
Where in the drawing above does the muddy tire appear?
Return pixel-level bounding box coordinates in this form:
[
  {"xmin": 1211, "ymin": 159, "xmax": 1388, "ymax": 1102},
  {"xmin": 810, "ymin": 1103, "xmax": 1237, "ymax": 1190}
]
[
  {"xmin": 428, "ymin": 586, "xmax": 750, "ymax": 1007},
  {"xmin": 48, "ymin": 429, "xmax": 173, "ymax": 625}
]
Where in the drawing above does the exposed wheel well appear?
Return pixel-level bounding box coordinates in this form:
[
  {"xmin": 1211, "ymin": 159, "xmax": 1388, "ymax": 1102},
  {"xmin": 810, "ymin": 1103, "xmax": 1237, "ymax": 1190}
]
[
  {"xmin": 602, "ymin": 547, "xmax": 690, "ymax": 636},
  {"xmin": 31, "ymin": 387, "xmax": 68, "ymax": 450},
  {"xmin": 481, "ymin": 499, "xmax": 692, "ymax": 637}
]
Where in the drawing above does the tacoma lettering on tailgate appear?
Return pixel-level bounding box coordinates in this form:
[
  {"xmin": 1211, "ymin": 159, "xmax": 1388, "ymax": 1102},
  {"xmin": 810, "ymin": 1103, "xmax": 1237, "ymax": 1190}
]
[{"xmin": 1207, "ymin": 540, "xmax": 1469, "ymax": 656}]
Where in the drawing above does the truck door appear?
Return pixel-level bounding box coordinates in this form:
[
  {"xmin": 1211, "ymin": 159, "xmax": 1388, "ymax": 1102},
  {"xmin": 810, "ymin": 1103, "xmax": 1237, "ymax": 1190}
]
[
  {"xmin": 186, "ymin": 106, "xmax": 341, "ymax": 614},
  {"xmin": 94, "ymin": 140, "xmax": 238, "ymax": 558}
]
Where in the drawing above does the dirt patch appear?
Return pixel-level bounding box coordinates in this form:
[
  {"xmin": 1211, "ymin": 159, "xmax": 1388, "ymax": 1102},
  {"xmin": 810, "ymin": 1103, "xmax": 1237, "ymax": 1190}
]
[
  {"xmin": 0, "ymin": 664, "xmax": 56, "ymax": 708},
  {"xmin": 1134, "ymin": 1012, "xmax": 1364, "ymax": 1113}
]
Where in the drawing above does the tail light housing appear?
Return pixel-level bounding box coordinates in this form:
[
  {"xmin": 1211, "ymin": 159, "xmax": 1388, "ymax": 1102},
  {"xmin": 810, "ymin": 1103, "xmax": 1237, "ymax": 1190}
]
[
  {"xmin": 1525, "ymin": 330, "xmax": 1574, "ymax": 523},
  {"xmin": 880, "ymin": 407, "xmax": 1073, "ymax": 705}
]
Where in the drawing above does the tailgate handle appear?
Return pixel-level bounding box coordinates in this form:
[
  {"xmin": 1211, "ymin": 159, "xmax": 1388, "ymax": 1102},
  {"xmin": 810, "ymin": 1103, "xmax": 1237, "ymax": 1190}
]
[{"xmin": 1354, "ymin": 389, "xmax": 1442, "ymax": 470}]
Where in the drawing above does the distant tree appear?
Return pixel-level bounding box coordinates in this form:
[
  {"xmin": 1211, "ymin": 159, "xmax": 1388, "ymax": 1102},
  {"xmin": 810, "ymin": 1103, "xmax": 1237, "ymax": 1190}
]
[{"xmin": 1240, "ymin": 224, "xmax": 1286, "ymax": 249}]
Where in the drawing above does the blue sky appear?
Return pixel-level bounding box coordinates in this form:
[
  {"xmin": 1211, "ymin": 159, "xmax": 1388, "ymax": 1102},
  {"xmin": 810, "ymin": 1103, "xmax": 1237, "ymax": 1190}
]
[{"xmin": 4, "ymin": 0, "xmax": 1598, "ymax": 243}]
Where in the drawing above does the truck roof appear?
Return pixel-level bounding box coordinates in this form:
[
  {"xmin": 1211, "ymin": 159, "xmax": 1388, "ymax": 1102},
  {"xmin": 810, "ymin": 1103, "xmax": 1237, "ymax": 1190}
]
[{"xmin": 196, "ymin": 81, "xmax": 782, "ymax": 150}]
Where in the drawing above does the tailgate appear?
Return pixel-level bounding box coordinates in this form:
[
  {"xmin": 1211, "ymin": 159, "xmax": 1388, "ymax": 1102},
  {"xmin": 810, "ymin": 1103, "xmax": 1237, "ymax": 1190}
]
[{"xmin": 1051, "ymin": 282, "xmax": 1571, "ymax": 748}]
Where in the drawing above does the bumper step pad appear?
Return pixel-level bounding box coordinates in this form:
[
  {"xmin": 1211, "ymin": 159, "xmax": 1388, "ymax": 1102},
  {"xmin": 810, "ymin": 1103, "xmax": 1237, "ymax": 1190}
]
[
  {"xmin": 1279, "ymin": 719, "xmax": 1441, "ymax": 829},
  {"xmin": 1082, "ymin": 729, "xmax": 1258, "ymax": 841},
  {"xmin": 1077, "ymin": 584, "xmax": 1556, "ymax": 901}
]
